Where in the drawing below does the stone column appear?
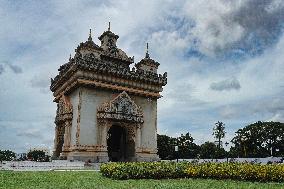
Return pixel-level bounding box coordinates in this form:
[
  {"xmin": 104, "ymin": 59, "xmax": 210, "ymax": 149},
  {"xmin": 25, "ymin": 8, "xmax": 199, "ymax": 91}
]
[
  {"xmin": 53, "ymin": 125, "xmax": 60, "ymax": 157},
  {"xmin": 63, "ymin": 121, "xmax": 71, "ymax": 150},
  {"xmin": 62, "ymin": 124, "xmax": 67, "ymax": 150},
  {"xmin": 66, "ymin": 121, "xmax": 71, "ymax": 147},
  {"xmin": 96, "ymin": 119, "xmax": 109, "ymax": 162},
  {"xmin": 136, "ymin": 124, "xmax": 141, "ymax": 148},
  {"xmin": 101, "ymin": 121, "xmax": 109, "ymax": 147}
]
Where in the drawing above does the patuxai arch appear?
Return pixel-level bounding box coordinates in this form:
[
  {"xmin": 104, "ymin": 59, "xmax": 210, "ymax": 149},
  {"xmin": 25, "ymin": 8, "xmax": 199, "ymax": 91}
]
[{"xmin": 50, "ymin": 24, "xmax": 167, "ymax": 162}]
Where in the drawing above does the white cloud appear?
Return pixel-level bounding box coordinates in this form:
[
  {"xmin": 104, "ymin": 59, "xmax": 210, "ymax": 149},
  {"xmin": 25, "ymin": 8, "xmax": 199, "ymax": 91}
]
[
  {"xmin": 267, "ymin": 113, "xmax": 284, "ymax": 123},
  {"xmin": 210, "ymin": 77, "xmax": 241, "ymax": 91},
  {"xmin": 0, "ymin": 64, "xmax": 4, "ymax": 74}
]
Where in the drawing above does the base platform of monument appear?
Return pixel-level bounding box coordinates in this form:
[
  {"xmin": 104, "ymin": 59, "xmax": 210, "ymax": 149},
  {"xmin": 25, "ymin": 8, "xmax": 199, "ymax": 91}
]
[
  {"xmin": 61, "ymin": 152, "xmax": 109, "ymax": 163},
  {"xmin": 60, "ymin": 151, "xmax": 160, "ymax": 163}
]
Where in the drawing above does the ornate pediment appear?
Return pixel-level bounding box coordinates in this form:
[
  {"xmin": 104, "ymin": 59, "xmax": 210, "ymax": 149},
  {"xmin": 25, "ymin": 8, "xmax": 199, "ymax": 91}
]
[{"xmin": 97, "ymin": 91, "xmax": 143, "ymax": 123}]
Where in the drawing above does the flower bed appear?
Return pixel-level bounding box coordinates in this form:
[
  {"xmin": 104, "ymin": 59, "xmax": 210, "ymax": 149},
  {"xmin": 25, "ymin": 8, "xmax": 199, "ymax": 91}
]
[{"xmin": 100, "ymin": 162, "xmax": 284, "ymax": 182}]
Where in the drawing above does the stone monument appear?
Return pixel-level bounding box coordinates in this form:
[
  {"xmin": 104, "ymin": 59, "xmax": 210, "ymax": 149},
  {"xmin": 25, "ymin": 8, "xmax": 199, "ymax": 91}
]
[{"xmin": 50, "ymin": 24, "xmax": 167, "ymax": 162}]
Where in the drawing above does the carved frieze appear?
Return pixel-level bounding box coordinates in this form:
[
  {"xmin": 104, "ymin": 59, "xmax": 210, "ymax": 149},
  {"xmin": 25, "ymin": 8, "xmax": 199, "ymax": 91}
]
[
  {"xmin": 50, "ymin": 53, "xmax": 167, "ymax": 93},
  {"xmin": 97, "ymin": 91, "xmax": 143, "ymax": 123}
]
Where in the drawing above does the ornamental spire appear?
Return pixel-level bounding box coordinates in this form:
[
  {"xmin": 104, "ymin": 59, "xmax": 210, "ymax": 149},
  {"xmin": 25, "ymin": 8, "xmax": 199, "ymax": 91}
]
[
  {"xmin": 88, "ymin": 28, "xmax": 92, "ymax": 41},
  {"xmin": 145, "ymin": 42, "xmax": 150, "ymax": 58}
]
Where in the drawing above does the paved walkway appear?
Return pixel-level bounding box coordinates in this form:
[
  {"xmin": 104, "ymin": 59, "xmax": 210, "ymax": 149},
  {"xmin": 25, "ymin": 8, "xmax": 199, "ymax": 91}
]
[{"xmin": 0, "ymin": 160, "xmax": 101, "ymax": 171}]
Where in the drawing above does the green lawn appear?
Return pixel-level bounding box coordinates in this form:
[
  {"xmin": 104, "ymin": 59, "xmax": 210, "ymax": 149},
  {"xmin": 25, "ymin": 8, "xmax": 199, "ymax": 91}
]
[{"xmin": 0, "ymin": 171, "xmax": 283, "ymax": 189}]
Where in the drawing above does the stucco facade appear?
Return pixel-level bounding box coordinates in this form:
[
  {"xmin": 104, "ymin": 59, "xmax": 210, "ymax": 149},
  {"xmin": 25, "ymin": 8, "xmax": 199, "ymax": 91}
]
[{"xmin": 50, "ymin": 25, "xmax": 167, "ymax": 162}]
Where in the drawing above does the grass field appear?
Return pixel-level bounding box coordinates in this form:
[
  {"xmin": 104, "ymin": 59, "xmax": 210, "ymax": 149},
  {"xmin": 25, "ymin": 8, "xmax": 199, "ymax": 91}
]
[{"xmin": 0, "ymin": 171, "xmax": 284, "ymax": 189}]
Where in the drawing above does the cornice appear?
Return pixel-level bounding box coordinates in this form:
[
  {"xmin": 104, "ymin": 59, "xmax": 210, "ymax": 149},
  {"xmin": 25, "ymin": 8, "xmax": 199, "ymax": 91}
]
[
  {"xmin": 54, "ymin": 78, "xmax": 161, "ymax": 102},
  {"xmin": 51, "ymin": 55, "xmax": 167, "ymax": 94}
]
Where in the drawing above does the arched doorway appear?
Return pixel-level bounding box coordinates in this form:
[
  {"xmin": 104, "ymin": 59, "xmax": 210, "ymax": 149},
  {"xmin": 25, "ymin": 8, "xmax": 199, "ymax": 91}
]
[
  {"xmin": 107, "ymin": 125, "xmax": 127, "ymax": 162},
  {"xmin": 97, "ymin": 91, "xmax": 144, "ymax": 162}
]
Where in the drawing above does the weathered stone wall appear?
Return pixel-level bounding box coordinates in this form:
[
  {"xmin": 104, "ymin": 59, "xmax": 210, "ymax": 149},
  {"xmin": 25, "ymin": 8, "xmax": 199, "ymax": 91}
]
[
  {"xmin": 70, "ymin": 89, "xmax": 79, "ymax": 146},
  {"xmin": 79, "ymin": 88, "xmax": 114, "ymax": 145},
  {"xmin": 131, "ymin": 96, "xmax": 157, "ymax": 151},
  {"xmin": 66, "ymin": 86, "xmax": 158, "ymax": 161}
]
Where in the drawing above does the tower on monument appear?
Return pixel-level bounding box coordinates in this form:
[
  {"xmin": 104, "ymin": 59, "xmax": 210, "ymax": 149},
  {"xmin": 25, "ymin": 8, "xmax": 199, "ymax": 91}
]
[{"xmin": 50, "ymin": 25, "xmax": 167, "ymax": 162}]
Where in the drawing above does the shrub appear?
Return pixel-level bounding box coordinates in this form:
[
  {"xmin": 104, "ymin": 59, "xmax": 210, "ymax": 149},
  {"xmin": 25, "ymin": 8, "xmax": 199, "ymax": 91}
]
[
  {"xmin": 100, "ymin": 162, "xmax": 284, "ymax": 182},
  {"xmin": 100, "ymin": 161, "xmax": 189, "ymax": 180}
]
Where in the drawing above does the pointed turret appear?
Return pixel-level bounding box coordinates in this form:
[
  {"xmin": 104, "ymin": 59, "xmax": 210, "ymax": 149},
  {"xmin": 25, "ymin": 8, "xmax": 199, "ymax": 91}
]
[
  {"xmin": 75, "ymin": 28, "xmax": 101, "ymax": 56},
  {"xmin": 145, "ymin": 42, "xmax": 150, "ymax": 58},
  {"xmin": 88, "ymin": 29, "xmax": 92, "ymax": 41},
  {"xmin": 135, "ymin": 43, "xmax": 160, "ymax": 74},
  {"xmin": 98, "ymin": 22, "xmax": 119, "ymax": 51},
  {"xmin": 98, "ymin": 22, "xmax": 133, "ymax": 65}
]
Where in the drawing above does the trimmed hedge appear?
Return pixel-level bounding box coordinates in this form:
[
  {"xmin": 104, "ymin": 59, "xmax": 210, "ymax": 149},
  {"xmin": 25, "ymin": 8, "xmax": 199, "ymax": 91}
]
[{"xmin": 100, "ymin": 162, "xmax": 284, "ymax": 182}]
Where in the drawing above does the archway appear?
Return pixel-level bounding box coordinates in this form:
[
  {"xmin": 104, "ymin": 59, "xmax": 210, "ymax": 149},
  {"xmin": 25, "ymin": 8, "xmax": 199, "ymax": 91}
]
[
  {"xmin": 107, "ymin": 125, "xmax": 127, "ymax": 162},
  {"xmin": 98, "ymin": 91, "xmax": 144, "ymax": 162}
]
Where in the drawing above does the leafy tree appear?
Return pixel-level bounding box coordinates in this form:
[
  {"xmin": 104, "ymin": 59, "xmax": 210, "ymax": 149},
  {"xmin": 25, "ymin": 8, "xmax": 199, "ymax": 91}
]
[
  {"xmin": 157, "ymin": 132, "xmax": 199, "ymax": 159},
  {"xmin": 199, "ymin": 142, "xmax": 226, "ymax": 159},
  {"xmin": 228, "ymin": 146, "xmax": 239, "ymax": 158},
  {"xmin": 0, "ymin": 153, "xmax": 4, "ymax": 163},
  {"xmin": 176, "ymin": 132, "xmax": 198, "ymax": 159},
  {"xmin": 213, "ymin": 121, "xmax": 226, "ymax": 149},
  {"xmin": 157, "ymin": 134, "xmax": 176, "ymax": 160},
  {"xmin": 0, "ymin": 150, "xmax": 16, "ymax": 161},
  {"xmin": 27, "ymin": 150, "xmax": 46, "ymax": 161},
  {"xmin": 231, "ymin": 121, "xmax": 284, "ymax": 158}
]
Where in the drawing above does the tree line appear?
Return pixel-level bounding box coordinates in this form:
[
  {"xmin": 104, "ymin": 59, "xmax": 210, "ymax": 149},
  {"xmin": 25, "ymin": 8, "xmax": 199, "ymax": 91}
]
[
  {"xmin": 0, "ymin": 150, "xmax": 49, "ymax": 162},
  {"xmin": 157, "ymin": 121, "xmax": 284, "ymax": 159}
]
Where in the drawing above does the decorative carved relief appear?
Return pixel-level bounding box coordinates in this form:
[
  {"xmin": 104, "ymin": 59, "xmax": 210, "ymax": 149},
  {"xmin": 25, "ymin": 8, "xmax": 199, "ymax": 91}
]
[
  {"xmin": 125, "ymin": 125, "xmax": 135, "ymax": 142},
  {"xmin": 54, "ymin": 95, "xmax": 73, "ymax": 157},
  {"xmin": 55, "ymin": 96, "xmax": 73, "ymax": 124},
  {"xmin": 97, "ymin": 91, "xmax": 143, "ymax": 123},
  {"xmin": 76, "ymin": 90, "xmax": 82, "ymax": 145},
  {"xmin": 62, "ymin": 120, "xmax": 72, "ymax": 152},
  {"xmin": 51, "ymin": 48, "xmax": 167, "ymax": 93}
]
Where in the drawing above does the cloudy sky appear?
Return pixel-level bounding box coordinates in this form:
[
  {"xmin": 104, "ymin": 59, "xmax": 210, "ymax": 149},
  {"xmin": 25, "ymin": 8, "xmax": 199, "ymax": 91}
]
[{"xmin": 0, "ymin": 0, "xmax": 284, "ymax": 153}]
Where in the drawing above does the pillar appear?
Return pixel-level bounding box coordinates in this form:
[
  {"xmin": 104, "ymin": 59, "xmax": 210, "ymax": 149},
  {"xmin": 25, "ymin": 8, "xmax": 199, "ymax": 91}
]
[
  {"xmin": 63, "ymin": 120, "xmax": 71, "ymax": 150},
  {"xmin": 102, "ymin": 121, "xmax": 110, "ymax": 147},
  {"xmin": 53, "ymin": 125, "xmax": 60, "ymax": 157},
  {"xmin": 136, "ymin": 124, "xmax": 141, "ymax": 148}
]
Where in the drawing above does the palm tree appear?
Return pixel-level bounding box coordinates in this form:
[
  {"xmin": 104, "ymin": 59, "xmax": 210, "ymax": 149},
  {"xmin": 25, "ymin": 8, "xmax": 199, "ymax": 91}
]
[{"xmin": 213, "ymin": 121, "xmax": 226, "ymax": 149}]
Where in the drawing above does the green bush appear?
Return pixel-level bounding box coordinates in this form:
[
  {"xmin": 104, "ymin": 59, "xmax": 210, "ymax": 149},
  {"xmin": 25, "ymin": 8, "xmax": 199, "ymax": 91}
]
[
  {"xmin": 100, "ymin": 162, "xmax": 284, "ymax": 182},
  {"xmin": 100, "ymin": 162, "xmax": 188, "ymax": 180},
  {"xmin": 184, "ymin": 162, "xmax": 284, "ymax": 182}
]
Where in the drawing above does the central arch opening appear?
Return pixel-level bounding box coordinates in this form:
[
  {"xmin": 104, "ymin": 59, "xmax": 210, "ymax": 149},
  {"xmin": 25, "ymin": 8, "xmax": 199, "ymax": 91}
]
[{"xmin": 107, "ymin": 125, "xmax": 127, "ymax": 162}]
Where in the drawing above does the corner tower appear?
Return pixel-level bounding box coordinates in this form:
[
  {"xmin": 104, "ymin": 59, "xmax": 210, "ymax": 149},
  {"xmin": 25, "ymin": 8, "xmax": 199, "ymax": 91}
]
[
  {"xmin": 50, "ymin": 25, "xmax": 167, "ymax": 162},
  {"xmin": 135, "ymin": 43, "xmax": 160, "ymax": 74}
]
